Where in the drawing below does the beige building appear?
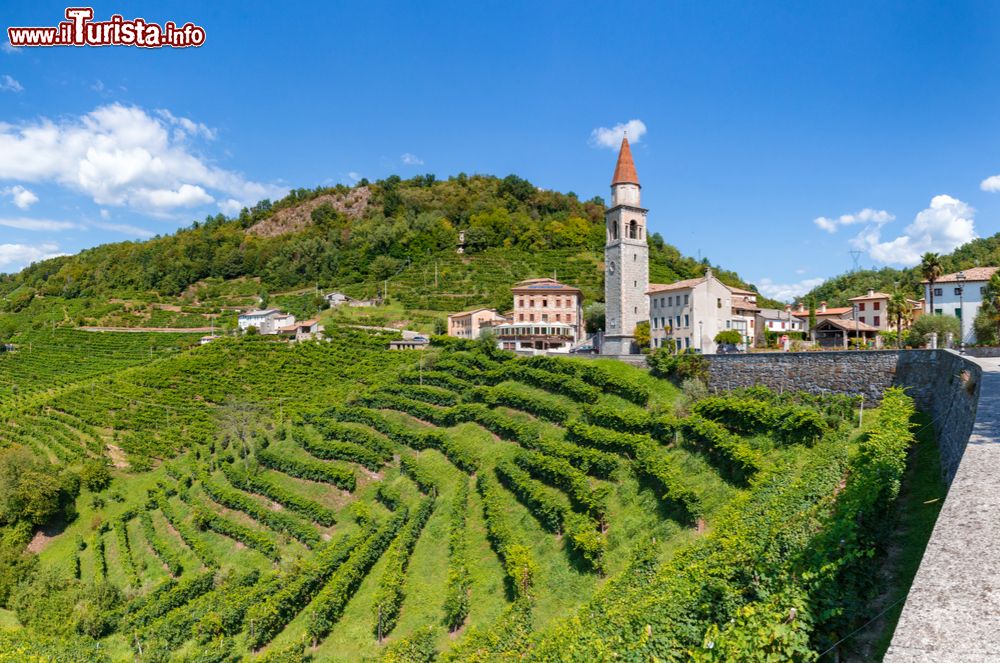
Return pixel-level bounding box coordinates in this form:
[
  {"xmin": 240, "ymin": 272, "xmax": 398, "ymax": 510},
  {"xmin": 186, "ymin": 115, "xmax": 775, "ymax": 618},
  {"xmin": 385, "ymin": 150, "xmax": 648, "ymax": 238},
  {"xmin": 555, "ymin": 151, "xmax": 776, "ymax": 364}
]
[
  {"xmin": 791, "ymin": 301, "xmax": 853, "ymax": 334},
  {"xmin": 447, "ymin": 307, "xmax": 507, "ymax": 339},
  {"xmin": 647, "ymin": 268, "xmax": 738, "ymax": 354},
  {"xmin": 494, "ymin": 278, "xmax": 585, "ymax": 353},
  {"xmin": 848, "ymin": 289, "xmax": 891, "ymax": 331}
]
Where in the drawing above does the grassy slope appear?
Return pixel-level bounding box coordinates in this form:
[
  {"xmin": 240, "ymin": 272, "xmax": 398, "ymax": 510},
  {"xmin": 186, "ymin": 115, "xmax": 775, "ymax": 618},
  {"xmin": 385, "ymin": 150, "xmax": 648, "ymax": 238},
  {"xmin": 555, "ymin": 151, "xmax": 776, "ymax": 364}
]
[{"xmin": 1, "ymin": 335, "xmax": 941, "ymax": 661}]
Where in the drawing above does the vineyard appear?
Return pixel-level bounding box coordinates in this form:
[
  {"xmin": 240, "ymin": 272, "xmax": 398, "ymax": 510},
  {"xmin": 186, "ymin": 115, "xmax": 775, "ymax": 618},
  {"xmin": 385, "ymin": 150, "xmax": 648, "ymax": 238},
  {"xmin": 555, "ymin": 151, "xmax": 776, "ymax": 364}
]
[{"xmin": 0, "ymin": 329, "xmax": 929, "ymax": 661}]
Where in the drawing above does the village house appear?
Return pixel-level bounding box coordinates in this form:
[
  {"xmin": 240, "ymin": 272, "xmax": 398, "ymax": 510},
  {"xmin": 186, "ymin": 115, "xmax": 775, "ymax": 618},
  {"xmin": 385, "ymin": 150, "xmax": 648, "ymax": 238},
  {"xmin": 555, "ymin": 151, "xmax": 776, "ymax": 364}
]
[
  {"xmin": 730, "ymin": 289, "xmax": 760, "ymax": 348},
  {"xmin": 324, "ymin": 291, "xmax": 381, "ymax": 308},
  {"xmin": 811, "ymin": 318, "xmax": 882, "ymax": 349},
  {"xmin": 388, "ymin": 338, "xmax": 430, "ymax": 350},
  {"xmin": 754, "ymin": 306, "xmax": 805, "ymax": 346},
  {"xmin": 791, "ymin": 301, "xmax": 853, "ymax": 334},
  {"xmin": 923, "ymin": 267, "xmax": 998, "ymax": 345},
  {"xmin": 447, "ymin": 307, "xmax": 507, "ymax": 339},
  {"xmin": 492, "ymin": 278, "xmax": 585, "ymax": 353},
  {"xmin": 647, "ymin": 268, "xmax": 736, "ymax": 354},
  {"xmin": 277, "ymin": 319, "xmax": 323, "ymax": 341},
  {"xmin": 848, "ymin": 289, "xmax": 891, "ymax": 331},
  {"xmin": 238, "ymin": 309, "xmax": 293, "ymax": 335}
]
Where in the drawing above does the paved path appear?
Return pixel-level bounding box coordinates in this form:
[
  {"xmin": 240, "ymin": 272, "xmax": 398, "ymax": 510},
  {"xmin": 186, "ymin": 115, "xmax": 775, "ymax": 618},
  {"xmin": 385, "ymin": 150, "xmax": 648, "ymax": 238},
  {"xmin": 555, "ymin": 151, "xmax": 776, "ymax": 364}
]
[{"xmin": 886, "ymin": 356, "xmax": 1000, "ymax": 662}]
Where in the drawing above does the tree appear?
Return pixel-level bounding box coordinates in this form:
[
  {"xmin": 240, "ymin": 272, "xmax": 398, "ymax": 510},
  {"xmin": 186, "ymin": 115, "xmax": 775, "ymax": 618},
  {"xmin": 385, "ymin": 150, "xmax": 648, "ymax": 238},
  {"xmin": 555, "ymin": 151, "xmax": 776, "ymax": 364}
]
[
  {"xmin": 910, "ymin": 313, "xmax": 960, "ymax": 347},
  {"xmin": 714, "ymin": 330, "xmax": 741, "ymax": 345},
  {"xmin": 921, "ymin": 252, "xmax": 943, "ymax": 314},
  {"xmin": 807, "ymin": 297, "xmax": 817, "ymax": 339},
  {"xmin": 634, "ymin": 321, "xmax": 650, "ymax": 350},
  {"xmin": 973, "ymin": 271, "xmax": 1000, "ymax": 346},
  {"xmin": 584, "ymin": 302, "xmax": 605, "ymax": 334},
  {"xmin": 887, "ymin": 290, "xmax": 912, "ymax": 349},
  {"xmin": 0, "ymin": 446, "xmax": 78, "ymax": 526},
  {"xmin": 80, "ymin": 461, "xmax": 112, "ymax": 492}
]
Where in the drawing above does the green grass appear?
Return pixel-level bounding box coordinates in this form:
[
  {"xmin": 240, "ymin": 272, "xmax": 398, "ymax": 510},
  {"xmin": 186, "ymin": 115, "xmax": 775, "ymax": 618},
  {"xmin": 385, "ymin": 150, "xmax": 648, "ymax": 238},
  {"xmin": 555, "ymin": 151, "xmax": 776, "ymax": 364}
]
[{"xmin": 867, "ymin": 411, "xmax": 946, "ymax": 660}]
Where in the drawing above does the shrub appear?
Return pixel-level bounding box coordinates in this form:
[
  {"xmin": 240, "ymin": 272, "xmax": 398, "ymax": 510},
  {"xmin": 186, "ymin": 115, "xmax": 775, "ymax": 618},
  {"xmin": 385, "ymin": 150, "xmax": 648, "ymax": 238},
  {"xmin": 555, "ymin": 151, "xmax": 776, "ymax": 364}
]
[
  {"xmin": 80, "ymin": 461, "xmax": 112, "ymax": 492},
  {"xmin": 648, "ymin": 348, "xmax": 709, "ymax": 383}
]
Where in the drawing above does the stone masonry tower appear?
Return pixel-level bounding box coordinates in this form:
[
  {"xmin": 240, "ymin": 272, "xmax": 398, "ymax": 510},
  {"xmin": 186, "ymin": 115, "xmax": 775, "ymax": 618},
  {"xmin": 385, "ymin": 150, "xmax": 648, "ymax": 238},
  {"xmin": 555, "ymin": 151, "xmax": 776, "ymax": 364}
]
[{"xmin": 602, "ymin": 136, "xmax": 649, "ymax": 355}]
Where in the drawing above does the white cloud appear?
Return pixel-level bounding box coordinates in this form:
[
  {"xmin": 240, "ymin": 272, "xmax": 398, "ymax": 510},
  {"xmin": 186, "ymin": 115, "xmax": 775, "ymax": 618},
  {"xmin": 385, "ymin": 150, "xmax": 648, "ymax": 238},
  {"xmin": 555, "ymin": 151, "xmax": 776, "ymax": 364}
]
[
  {"xmin": 757, "ymin": 277, "xmax": 826, "ymax": 302},
  {"xmin": 981, "ymin": 175, "xmax": 1000, "ymax": 192},
  {"xmin": 401, "ymin": 153, "xmax": 423, "ymax": 165},
  {"xmin": 218, "ymin": 198, "xmax": 243, "ymax": 215},
  {"xmin": 0, "ymin": 242, "xmax": 64, "ymax": 271},
  {"xmin": 155, "ymin": 109, "xmax": 216, "ymax": 141},
  {"xmin": 2, "ymin": 185, "xmax": 38, "ymax": 209},
  {"xmin": 92, "ymin": 221, "xmax": 154, "ymax": 238},
  {"xmin": 1, "ymin": 42, "xmax": 18, "ymax": 55},
  {"xmin": 0, "ymin": 217, "xmax": 77, "ymax": 231},
  {"xmin": 589, "ymin": 119, "xmax": 647, "ymax": 149},
  {"xmin": 814, "ymin": 208, "xmax": 894, "ymax": 233},
  {"xmin": 852, "ymin": 194, "xmax": 976, "ymax": 266},
  {"xmin": 347, "ymin": 172, "xmax": 361, "ymax": 183},
  {"xmin": 0, "ymin": 103, "xmax": 282, "ymax": 215},
  {"xmin": 0, "ymin": 74, "xmax": 22, "ymax": 93},
  {"xmin": 99, "ymin": 208, "xmax": 110, "ymax": 219}
]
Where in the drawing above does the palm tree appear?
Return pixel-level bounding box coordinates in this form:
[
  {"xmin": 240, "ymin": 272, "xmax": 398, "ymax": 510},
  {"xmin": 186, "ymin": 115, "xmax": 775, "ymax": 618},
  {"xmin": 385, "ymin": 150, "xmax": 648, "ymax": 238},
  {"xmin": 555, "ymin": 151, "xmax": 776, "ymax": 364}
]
[
  {"xmin": 921, "ymin": 252, "xmax": 943, "ymax": 314},
  {"xmin": 888, "ymin": 290, "xmax": 911, "ymax": 348}
]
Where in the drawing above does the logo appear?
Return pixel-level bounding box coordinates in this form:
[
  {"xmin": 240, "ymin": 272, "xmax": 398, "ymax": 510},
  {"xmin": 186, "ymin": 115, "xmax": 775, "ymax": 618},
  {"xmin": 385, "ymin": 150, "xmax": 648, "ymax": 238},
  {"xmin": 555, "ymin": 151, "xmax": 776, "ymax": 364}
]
[{"xmin": 7, "ymin": 7, "xmax": 206, "ymax": 48}]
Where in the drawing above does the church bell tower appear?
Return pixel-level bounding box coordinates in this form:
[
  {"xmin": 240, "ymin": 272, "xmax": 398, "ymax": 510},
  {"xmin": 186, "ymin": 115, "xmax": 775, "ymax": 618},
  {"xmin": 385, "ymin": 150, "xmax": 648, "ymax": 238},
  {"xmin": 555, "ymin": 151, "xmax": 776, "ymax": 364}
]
[{"xmin": 601, "ymin": 136, "xmax": 649, "ymax": 355}]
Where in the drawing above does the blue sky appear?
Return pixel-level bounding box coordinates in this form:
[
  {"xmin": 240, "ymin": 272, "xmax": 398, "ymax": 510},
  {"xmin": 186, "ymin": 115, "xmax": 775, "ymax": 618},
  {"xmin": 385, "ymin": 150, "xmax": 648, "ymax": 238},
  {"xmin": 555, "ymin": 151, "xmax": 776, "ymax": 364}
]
[{"xmin": 2, "ymin": 1, "xmax": 1000, "ymax": 300}]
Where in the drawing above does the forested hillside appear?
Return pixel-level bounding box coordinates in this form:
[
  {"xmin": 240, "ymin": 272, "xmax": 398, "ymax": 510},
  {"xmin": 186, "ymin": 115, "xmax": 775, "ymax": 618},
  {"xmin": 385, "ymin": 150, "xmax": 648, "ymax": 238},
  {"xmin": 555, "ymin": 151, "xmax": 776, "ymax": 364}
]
[
  {"xmin": 802, "ymin": 233, "xmax": 1000, "ymax": 307},
  {"xmin": 0, "ymin": 174, "xmax": 779, "ymax": 335}
]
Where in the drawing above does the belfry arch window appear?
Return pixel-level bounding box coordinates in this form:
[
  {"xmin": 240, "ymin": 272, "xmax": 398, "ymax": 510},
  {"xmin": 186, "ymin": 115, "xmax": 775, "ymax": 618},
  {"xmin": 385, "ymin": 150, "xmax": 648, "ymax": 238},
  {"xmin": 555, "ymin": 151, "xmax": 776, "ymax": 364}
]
[
  {"xmin": 609, "ymin": 219, "xmax": 619, "ymax": 240},
  {"xmin": 628, "ymin": 220, "xmax": 639, "ymax": 239}
]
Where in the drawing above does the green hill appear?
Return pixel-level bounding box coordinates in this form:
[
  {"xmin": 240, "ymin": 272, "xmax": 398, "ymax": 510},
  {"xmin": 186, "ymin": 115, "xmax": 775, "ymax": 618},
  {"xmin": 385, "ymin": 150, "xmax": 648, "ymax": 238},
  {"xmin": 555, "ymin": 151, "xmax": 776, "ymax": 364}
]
[{"xmin": 0, "ymin": 174, "xmax": 780, "ymax": 337}]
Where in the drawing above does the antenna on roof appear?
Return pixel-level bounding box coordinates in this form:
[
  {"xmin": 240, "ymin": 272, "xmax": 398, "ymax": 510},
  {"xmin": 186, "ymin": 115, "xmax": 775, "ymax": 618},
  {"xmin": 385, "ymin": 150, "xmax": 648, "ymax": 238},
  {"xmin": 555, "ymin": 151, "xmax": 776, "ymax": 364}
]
[{"xmin": 849, "ymin": 250, "xmax": 863, "ymax": 272}]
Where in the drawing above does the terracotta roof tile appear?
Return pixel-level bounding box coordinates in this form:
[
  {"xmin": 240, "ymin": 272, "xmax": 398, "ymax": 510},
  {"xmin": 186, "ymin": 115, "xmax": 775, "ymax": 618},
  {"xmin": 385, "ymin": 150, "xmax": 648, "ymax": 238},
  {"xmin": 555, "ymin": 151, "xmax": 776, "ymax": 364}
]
[
  {"xmin": 924, "ymin": 266, "xmax": 999, "ymax": 284},
  {"xmin": 612, "ymin": 137, "xmax": 639, "ymax": 186}
]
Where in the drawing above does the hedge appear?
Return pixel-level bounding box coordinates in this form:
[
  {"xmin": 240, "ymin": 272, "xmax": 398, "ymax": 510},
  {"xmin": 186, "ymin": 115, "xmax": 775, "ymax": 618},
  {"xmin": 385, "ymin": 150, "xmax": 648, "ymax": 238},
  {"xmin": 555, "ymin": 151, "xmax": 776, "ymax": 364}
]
[
  {"xmin": 222, "ymin": 462, "xmax": 337, "ymax": 527},
  {"xmin": 305, "ymin": 509, "xmax": 408, "ymax": 645},
  {"xmin": 400, "ymin": 455, "xmax": 438, "ymax": 496},
  {"xmin": 139, "ymin": 510, "xmax": 183, "ymax": 577},
  {"xmin": 244, "ymin": 526, "xmax": 372, "ymax": 649},
  {"xmin": 477, "ymin": 473, "xmax": 536, "ymax": 599},
  {"xmin": 513, "ymin": 450, "xmax": 609, "ymax": 522},
  {"xmin": 677, "ymin": 415, "xmax": 763, "ymax": 485},
  {"xmin": 200, "ymin": 470, "xmax": 321, "ymax": 546},
  {"xmin": 192, "ymin": 508, "xmax": 280, "ymax": 560},
  {"xmin": 257, "ymin": 446, "xmax": 356, "ymax": 491},
  {"xmin": 372, "ymin": 497, "xmax": 436, "ymax": 638},
  {"xmin": 692, "ymin": 396, "xmax": 827, "ymax": 446},
  {"xmin": 444, "ymin": 477, "xmax": 471, "ymax": 631}
]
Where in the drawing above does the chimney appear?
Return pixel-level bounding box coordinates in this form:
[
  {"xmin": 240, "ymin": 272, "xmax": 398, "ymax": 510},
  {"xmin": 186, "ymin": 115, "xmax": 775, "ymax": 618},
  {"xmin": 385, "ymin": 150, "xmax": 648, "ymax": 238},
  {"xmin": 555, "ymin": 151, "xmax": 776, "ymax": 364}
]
[
  {"xmin": 820, "ymin": 301, "xmax": 827, "ymax": 313},
  {"xmin": 798, "ymin": 302, "xmax": 806, "ymax": 313},
  {"xmin": 867, "ymin": 288, "xmax": 874, "ymax": 297},
  {"xmin": 784, "ymin": 304, "xmax": 792, "ymax": 312}
]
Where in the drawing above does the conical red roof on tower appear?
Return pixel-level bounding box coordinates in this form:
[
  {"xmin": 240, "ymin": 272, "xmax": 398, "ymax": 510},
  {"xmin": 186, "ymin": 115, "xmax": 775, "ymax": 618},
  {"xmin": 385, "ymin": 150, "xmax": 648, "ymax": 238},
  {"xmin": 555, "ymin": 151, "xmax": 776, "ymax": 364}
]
[{"xmin": 611, "ymin": 136, "xmax": 639, "ymax": 186}]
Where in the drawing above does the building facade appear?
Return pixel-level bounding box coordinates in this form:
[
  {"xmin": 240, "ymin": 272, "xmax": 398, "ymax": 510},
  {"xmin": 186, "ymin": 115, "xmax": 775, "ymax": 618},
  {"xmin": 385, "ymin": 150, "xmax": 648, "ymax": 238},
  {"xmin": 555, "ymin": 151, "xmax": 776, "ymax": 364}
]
[
  {"xmin": 848, "ymin": 290, "xmax": 891, "ymax": 331},
  {"xmin": 755, "ymin": 306, "xmax": 804, "ymax": 346},
  {"xmin": 494, "ymin": 278, "xmax": 584, "ymax": 353},
  {"xmin": 447, "ymin": 307, "xmax": 507, "ymax": 339},
  {"xmin": 238, "ymin": 309, "xmax": 293, "ymax": 335},
  {"xmin": 647, "ymin": 269, "xmax": 735, "ymax": 354},
  {"xmin": 923, "ymin": 267, "xmax": 999, "ymax": 344},
  {"xmin": 602, "ymin": 136, "xmax": 649, "ymax": 355}
]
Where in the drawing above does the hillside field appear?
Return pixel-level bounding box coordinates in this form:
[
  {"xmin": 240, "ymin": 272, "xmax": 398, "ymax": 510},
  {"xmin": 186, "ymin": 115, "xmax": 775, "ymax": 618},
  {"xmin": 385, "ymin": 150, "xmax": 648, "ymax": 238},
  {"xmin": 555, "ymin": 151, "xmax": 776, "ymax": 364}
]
[{"xmin": 0, "ymin": 327, "xmax": 940, "ymax": 661}]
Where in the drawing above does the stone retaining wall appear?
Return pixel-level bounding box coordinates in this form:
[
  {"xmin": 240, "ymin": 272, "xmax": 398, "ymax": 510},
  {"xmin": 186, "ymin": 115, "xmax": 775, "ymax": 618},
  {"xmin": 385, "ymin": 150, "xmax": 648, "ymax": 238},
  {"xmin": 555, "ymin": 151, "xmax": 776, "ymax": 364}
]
[{"xmin": 705, "ymin": 349, "xmax": 980, "ymax": 484}]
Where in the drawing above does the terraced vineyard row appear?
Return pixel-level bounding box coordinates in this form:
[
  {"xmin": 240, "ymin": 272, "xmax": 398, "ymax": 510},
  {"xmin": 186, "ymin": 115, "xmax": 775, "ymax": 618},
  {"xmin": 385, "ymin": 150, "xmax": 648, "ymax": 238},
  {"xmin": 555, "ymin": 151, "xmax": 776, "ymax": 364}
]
[{"xmin": 6, "ymin": 331, "xmax": 916, "ymax": 662}]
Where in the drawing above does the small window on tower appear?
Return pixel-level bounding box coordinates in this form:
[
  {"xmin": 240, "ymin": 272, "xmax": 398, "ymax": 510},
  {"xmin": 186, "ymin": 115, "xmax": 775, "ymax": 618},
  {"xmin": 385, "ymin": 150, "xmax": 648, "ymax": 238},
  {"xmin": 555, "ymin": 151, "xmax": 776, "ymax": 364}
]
[
  {"xmin": 634, "ymin": 280, "xmax": 637, "ymax": 288},
  {"xmin": 634, "ymin": 306, "xmax": 638, "ymax": 314}
]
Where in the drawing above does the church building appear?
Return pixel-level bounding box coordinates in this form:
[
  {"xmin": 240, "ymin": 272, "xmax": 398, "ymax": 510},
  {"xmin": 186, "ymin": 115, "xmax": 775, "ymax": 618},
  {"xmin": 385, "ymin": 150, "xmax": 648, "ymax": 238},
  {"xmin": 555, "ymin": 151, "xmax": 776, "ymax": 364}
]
[{"xmin": 601, "ymin": 136, "xmax": 650, "ymax": 355}]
